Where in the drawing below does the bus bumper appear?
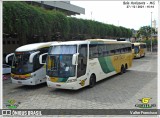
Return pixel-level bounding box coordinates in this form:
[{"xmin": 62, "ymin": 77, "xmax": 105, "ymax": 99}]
[
  {"xmin": 11, "ymin": 77, "xmax": 36, "ymax": 85},
  {"xmin": 134, "ymin": 53, "xmax": 140, "ymax": 58},
  {"xmin": 47, "ymin": 80, "xmax": 81, "ymax": 90}
]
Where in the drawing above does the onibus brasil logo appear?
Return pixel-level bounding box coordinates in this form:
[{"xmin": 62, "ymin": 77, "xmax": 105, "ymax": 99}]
[
  {"xmin": 4, "ymin": 99, "xmax": 21, "ymax": 109},
  {"xmin": 135, "ymin": 98, "xmax": 156, "ymax": 108}
]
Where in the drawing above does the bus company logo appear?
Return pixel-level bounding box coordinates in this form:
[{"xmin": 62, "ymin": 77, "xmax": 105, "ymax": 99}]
[
  {"xmin": 79, "ymin": 78, "xmax": 87, "ymax": 86},
  {"xmin": 4, "ymin": 99, "xmax": 21, "ymax": 109},
  {"xmin": 135, "ymin": 98, "xmax": 156, "ymax": 108}
]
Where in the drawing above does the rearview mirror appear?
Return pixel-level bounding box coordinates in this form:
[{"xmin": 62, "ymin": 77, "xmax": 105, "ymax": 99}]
[
  {"xmin": 39, "ymin": 53, "xmax": 48, "ymax": 64},
  {"xmin": 29, "ymin": 51, "xmax": 40, "ymax": 63},
  {"xmin": 72, "ymin": 53, "xmax": 79, "ymax": 65},
  {"xmin": 6, "ymin": 53, "xmax": 14, "ymax": 63}
]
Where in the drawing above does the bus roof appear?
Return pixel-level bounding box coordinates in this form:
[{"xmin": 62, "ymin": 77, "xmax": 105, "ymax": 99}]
[
  {"xmin": 50, "ymin": 39, "xmax": 131, "ymax": 46},
  {"xmin": 50, "ymin": 40, "xmax": 89, "ymax": 46},
  {"xmin": 16, "ymin": 42, "xmax": 58, "ymax": 52},
  {"xmin": 87, "ymin": 39, "xmax": 130, "ymax": 44}
]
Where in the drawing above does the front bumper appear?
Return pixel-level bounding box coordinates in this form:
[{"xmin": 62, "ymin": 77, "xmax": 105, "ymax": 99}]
[
  {"xmin": 11, "ymin": 77, "xmax": 36, "ymax": 85},
  {"xmin": 47, "ymin": 80, "xmax": 81, "ymax": 90}
]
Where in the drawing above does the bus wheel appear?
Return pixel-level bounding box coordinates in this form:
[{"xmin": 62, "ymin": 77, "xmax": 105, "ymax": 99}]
[
  {"xmin": 89, "ymin": 75, "xmax": 96, "ymax": 88},
  {"xmin": 144, "ymin": 53, "xmax": 145, "ymax": 57},
  {"xmin": 120, "ymin": 65, "xmax": 125, "ymax": 74},
  {"xmin": 125, "ymin": 64, "xmax": 128, "ymax": 72},
  {"xmin": 123, "ymin": 66, "xmax": 126, "ymax": 73}
]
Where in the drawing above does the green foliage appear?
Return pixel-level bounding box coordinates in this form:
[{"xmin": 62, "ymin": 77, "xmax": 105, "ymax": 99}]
[
  {"xmin": 136, "ymin": 26, "xmax": 156, "ymax": 40},
  {"xmin": 141, "ymin": 39, "xmax": 157, "ymax": 48},
  {"xmin": 3, "ymin": 1, "xmax": 132, "ymax": 43}
]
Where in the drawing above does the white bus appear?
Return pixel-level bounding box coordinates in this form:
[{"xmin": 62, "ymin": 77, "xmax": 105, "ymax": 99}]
[
  {"xmin": 6, "ymin": 42, "xmax": 58, "ymax": 85},
  {"xmin": 40, "ymin": 39, "xmax": 133, "ymax": 90}
]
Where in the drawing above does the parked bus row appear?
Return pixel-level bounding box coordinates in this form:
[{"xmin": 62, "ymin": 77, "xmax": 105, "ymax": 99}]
[{"xmin": 5, "ymin": 39, "xmax": 146, "ymax": 90}]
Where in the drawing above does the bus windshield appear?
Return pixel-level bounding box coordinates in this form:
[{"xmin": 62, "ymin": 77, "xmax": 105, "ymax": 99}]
[
  {"xmin": 134, "ymin": 46, "xmax": 139, "ymax": 53},
  {"xmin": 12, "ymin": 52, "xmax": 34, "ymax": 74},
  {"xmin": 47, "ymin": 45, "xmax": 77, "ymax": 78}
]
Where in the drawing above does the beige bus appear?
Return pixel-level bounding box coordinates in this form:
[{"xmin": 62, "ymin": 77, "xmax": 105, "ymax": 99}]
[{"xmin": 132, "ymin": 43, "xmax": 147, "ymax": 58}]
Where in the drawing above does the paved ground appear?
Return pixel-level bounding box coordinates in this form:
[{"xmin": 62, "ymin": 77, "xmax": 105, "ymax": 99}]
[{"xmin": 3, "ymin": 52, "xmax": 157, "ymax": 110}]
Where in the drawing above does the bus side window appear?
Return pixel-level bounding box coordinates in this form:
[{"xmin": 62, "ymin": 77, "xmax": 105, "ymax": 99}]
[
  {"xmin": 128, "ymin": 46, "xmax": 131, "ymax": 52},
  {"xmin": 98, "ymin": 44, "xmax": 103, "ymax": 57},
  {"xmin": 109, "ymin": 44, "xmax": 115, "ymax": 55},
  {"xmin": 89, "ymin": 44, "xmax": 98, "ymax": 58},
  {"xmin": 77, "ymin": 44, "xmax": 87, "ymax": 78}
]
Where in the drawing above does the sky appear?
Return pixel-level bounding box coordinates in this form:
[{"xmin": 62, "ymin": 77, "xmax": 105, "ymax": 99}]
[{"xmin": 71, "ymin": 1, "xmax": 159, "ymax": 30}]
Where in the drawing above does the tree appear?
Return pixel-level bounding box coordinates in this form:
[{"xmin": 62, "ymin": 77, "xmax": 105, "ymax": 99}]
[
  {"xmin": 136, "ymin": 26, "xmax": 156, "ymax": 40},
  {"xmin": 3, "ymin": 1, "xmax": 133, "ymax": 43}
]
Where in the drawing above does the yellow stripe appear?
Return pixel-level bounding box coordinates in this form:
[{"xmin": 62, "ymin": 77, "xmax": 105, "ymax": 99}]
[
  {"xmin": 50, "ymin": 77, "xmax": 58, "ymax": 82},
  {"xmin": 11, "ymin": 73, "xmax": 31, "ymax": 79}
]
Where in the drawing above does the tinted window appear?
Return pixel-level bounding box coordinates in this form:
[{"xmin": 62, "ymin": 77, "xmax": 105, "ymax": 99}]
[
  {"xmin": 89, "ymin": 43, "xmax": 131, "ymax": 58},
  {"xmin": 77, "ymin": 44, "xmax": 87, "ymax": 77},
  {"xmin": 89, "ymin": 44, "xmax": 98, "ymax": 59},
  {"xmin": 33, "ymin": 47, "xmax": 49, "ymax": 71}
]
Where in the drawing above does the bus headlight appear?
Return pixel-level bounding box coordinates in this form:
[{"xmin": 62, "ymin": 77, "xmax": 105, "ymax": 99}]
[{"xmin": 67, "ymin": 79, "xmax": 77, "ymax": 83}]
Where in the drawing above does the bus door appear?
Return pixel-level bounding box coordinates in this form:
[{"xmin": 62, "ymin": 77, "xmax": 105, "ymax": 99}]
[{"xmin": 77, "ymin": 44, "xmax": 88, "ymax": 78}]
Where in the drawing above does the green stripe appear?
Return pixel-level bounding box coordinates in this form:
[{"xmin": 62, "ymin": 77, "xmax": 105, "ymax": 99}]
[{"xmin": 98, "ymin": 56, "xmax": 115, "ymax": 73}]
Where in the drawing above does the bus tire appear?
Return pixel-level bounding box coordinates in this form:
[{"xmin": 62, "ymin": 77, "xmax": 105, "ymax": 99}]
[
  {"xmin": 125, "ymin": 63, "xmax": 128, "ymax": 72},
  {"xmin": 89, "ymin": 74, "xmax": 96, "ymax": 88},
  {"xmin": 144, "ymin": 53, "xmax": 145, "ymax": 57},
  {"xmin": 120, "ymin": 65, "xmax": 125, "ymax": 74},
  {"xmin": 123, "ymin": 66, "xmax": 126, "ymax": 73}
]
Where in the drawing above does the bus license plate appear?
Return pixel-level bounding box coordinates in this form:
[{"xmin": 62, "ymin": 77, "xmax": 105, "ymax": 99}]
[
  {"xmin": 18, "ymin": 81, "xmax": 22, "ymax": 84},
  {"xmin": 56, "ymin": 84, "xmax": 61, "ymax": 87}
]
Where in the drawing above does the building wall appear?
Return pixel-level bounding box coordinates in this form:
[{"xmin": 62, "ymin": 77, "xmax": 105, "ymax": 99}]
[
  {"xmin": 27, "ymin": 1, "xmax": 85, "ymax": 15},
  {"xmin": 3, "ymin": 38, "xmax": 19, "ymax": 54}
]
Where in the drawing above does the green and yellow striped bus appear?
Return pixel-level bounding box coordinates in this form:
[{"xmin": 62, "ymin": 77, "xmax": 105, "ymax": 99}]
[{"xmin": 40, "ymin": 39, "xmax": 133, "ymax": 90}]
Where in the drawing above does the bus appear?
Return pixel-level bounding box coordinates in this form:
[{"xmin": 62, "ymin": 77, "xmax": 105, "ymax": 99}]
[
  {"xmin": 132, "ymin": 43, "xmax": 146, "ymax": 58},
  {"xmin": 40, "ymin": 39, "xmax": 133, "ymax": 90},
  {"xmin": 6, "ymin": 42, "xmax": 58, "ymax": 85}
]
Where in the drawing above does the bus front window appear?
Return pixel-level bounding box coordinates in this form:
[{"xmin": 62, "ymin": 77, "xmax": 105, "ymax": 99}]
[
  {"xmin": 47, "ymin": 45, "xmax": 77, "ymax": 78},
  {"xmin": 12, "ymin": 52, "xmax": 34, "ymax": 74},
  {"xmin": 134, "ymin": 46, "xmax": 139, "ymax": 54}
]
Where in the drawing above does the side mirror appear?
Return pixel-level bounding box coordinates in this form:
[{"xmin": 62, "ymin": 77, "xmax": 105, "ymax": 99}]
[
  {"xmin": 72, "ymin": 53, "xmax": 79, "ymax": 65},
  {"xmin": 39, "ymin": 53, "xmax": 48, "ymax": 64},
  {"xmin": 29, "ymin": 51, "xmax": 40, "ymax": 63},
  {"xmin": 6, "ymin": 53, "xmax": 14, "ymax": 63}
]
